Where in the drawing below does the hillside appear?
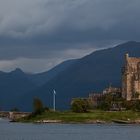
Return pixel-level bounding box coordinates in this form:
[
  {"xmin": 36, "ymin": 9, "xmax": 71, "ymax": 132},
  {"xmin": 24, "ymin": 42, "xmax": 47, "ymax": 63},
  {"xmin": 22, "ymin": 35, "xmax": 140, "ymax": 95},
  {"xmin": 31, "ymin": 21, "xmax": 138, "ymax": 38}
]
[
  {"xmin": 21, "ymin": 41, "xmax": 140, "ymax": 111},
  {"xmin": 28, "ymin": 59, "xmax": 77, "ymax": 86},
  {"xmin": 0, "ymin": 60, "xmax": 75, "ymax": 111},
  {"xmin": 1, "ymin": 41, "xmax": 140, "ymax": 111},
  {"xmin": 0, "ymin": 68, "xmax": 37, "ymax": 111}
]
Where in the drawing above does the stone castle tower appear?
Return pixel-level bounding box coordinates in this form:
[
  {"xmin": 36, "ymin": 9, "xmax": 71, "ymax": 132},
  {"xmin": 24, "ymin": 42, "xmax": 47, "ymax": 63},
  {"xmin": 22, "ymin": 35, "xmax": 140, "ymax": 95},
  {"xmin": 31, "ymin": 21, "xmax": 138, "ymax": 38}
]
[{"xmin": 122, "ymin": 54, "xmax": 140, "ymax": 100}]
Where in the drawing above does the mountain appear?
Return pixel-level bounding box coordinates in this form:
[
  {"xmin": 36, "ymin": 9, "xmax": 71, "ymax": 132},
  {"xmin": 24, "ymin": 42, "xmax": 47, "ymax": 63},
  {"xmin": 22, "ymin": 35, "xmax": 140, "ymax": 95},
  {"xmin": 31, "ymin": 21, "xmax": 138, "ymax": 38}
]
[
  {"xmin": 0, "ymin": 68, "xmax": 37, "ymax": 111},
  {"xmin": 1, "ymin": 41, "xmax": 140, "ymax": 111},
  {"xmin": 22, "ymin": 41, "xmax": 140, "ymax": 111},
  {"xmin": 0, "ymin": 60, "xmax": 76, "ymax": 111},
  {"xmin": 28, "ymin": 59, "xmax": 77, "ymax": 86}
]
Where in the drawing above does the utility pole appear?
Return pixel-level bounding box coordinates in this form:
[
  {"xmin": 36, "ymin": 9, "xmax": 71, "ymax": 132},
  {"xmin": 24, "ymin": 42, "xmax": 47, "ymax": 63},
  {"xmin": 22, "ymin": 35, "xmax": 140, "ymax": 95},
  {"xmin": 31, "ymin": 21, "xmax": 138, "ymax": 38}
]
[{"xmin": 53, "ymin": 89, "xmax": 56, "ymax": 111}]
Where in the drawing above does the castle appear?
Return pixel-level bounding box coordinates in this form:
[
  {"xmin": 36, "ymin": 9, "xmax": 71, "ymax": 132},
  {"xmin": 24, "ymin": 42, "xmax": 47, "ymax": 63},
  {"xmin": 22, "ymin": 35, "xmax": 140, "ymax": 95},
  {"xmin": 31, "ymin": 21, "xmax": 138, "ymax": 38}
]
[
  {"xmin": 122, "ymin": 54, "xmax": 140, "ymax": 100},
  {"xmin": 88, "ymin": 53, "xmax": 140, "ymax": 107},
  {"xmin": 72, "ymin": 53, "xmax": 140, "ymax": 109}
]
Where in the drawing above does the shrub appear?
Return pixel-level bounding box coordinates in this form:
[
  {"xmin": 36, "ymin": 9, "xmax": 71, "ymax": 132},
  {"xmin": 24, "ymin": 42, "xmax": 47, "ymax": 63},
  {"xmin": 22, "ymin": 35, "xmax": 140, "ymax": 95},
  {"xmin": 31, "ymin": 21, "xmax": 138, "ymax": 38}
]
[
  {"xmin": 71, "ymin": 98, "xmax": 90, "ymax": 113},
  {"xmin": 33, "ymin": 97, "xmax": 44, "ymax": 115}
]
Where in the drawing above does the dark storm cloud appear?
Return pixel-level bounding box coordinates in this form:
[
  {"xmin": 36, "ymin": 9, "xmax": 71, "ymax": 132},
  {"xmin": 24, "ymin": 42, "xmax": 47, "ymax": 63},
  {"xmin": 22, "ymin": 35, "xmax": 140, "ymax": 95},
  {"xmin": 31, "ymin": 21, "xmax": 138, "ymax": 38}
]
[{"xmin": 0, "ymin": 0, "xmax": 140, "ymax": 72}]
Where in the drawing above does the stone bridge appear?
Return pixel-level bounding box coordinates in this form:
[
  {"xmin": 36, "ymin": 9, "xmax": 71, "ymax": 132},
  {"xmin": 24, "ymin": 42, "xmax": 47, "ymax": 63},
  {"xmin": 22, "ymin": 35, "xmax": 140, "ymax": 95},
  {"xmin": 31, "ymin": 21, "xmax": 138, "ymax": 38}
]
[{"xmin": 0, "ymin": 111, "xmax": 31, "ymax": 120}]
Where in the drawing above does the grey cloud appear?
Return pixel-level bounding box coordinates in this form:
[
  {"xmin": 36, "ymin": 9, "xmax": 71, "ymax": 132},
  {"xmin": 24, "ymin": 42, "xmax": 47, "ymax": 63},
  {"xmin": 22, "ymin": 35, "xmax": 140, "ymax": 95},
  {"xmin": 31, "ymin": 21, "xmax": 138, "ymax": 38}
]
[
  {"xmin": 0, "ymin": 0, "xmax": 139, "ymax": 72},
  {"xmin": 0, "ymin": 47, "xmax": 96, "ymax": 73},
  {"xmin": 0, "ymin": 0, "xmax": 139, "ymax": 39}
]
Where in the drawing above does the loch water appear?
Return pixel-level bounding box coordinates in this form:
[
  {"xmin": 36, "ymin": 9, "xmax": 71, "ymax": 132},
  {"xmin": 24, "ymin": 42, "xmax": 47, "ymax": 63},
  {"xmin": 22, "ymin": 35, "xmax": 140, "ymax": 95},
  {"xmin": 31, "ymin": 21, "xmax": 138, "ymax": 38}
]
[{"xmin": 0, "ymin": 118, "xmax": 140, "ymax": 140}]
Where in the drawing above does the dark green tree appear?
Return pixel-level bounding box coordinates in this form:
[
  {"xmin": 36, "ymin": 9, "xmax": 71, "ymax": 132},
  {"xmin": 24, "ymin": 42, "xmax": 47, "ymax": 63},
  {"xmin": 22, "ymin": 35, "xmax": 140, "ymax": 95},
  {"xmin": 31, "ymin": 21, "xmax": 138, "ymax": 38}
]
[
  {"xmin": 98, "ymin": 94, "xmax": 113, "ymax": 110},
  {"xmin": 98, "ymin": 93, "xmax": 124, "ymax": 111},
  {"xmin": 71, "ymin": 98, "xmax": 90, "ymax": 113},
  {"xmin": 132, "ymin": 92, "xmax": 140, "ymax": 99},
  {"xmin": 133, "ymin": 100, "xmax": 140, "ymax": 111},
  {"xmin": 33, "ymin": 97, "xmax": 44, "ymax": 115}
]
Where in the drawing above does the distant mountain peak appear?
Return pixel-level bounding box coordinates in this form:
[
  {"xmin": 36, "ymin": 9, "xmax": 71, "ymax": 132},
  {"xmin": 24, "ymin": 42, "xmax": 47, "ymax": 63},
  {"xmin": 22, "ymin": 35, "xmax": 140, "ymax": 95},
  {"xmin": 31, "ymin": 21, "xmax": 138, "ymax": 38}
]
[{"xmin": 11, "ymin": 68, "xmax": 24, "ymax": 74}]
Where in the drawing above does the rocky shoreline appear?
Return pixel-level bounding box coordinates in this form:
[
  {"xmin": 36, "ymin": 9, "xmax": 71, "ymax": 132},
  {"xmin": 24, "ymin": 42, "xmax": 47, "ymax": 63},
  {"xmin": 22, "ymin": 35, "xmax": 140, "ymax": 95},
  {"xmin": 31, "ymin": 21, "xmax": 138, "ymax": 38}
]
[{"xmin": 30, "ymin": 119, "xmax": 140, "ymax": 124}]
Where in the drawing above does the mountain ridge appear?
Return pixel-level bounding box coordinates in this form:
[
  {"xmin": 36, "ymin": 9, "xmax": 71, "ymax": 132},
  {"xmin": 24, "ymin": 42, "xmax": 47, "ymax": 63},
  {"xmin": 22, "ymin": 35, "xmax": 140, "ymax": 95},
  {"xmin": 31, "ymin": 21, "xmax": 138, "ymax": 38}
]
[
  {"xmin": 21, "ymin": 41, "xmax": 140, "ymax": 111},
  {"xmin": 1, "ymin": 41, "xmax": 140, "ymax": 111},
  {"xmin": 0, "ymin": 59, "xmax": 77, "ymax": 111}
]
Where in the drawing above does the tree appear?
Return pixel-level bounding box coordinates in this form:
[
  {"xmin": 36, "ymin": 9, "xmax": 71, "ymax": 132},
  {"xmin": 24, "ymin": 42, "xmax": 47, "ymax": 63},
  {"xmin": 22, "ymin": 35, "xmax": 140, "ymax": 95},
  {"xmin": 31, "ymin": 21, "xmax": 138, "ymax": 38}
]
[
  {"xmin": 122, "ymin": 100, "xmax": 140, "ymax": 111},
  {"xmin": 98, "ymin": 94, "xmax": 113, "ymax": 110},
  {"xmin": 98, "ymin": 93, "xmax": 124, "ymax": 111},
  {"xmin": 71, "ymin": 98, "xmax": 90, "ymax": 113},
  {"xmin": 33, "ymin": 97, "xmax": 44, "ymax": 115},
  {"xmin": 133, "ymin": 100, "xmax": 140, "ymax": 111},
  {"xmin": 132, "ymin": 92, "xmax": 140, "ymax": 99}
]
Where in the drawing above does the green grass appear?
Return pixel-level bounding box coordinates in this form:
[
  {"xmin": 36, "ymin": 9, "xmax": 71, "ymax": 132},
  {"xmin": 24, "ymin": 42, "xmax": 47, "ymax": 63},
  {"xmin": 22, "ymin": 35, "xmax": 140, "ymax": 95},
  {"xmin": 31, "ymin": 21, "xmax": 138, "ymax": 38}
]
[{"xmin": 19, "ymin": 110, "xmax": 140, "ymax": 123}]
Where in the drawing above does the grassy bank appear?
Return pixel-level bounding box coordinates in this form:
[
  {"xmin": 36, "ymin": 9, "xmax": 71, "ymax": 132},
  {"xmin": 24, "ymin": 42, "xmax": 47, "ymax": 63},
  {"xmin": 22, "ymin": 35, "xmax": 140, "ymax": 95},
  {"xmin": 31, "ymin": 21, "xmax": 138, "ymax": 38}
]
[{"xmin": 18, "ymin": 110, "xmax": 140, "ymax": 123}]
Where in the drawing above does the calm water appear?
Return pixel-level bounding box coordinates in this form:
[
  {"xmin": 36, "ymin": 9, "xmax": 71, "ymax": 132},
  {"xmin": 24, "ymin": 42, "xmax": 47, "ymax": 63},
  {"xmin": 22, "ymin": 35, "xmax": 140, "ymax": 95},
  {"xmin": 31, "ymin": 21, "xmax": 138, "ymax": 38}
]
[{"xmin": 0, "ymin": 118, "xmax": 140, "ymax": 140}]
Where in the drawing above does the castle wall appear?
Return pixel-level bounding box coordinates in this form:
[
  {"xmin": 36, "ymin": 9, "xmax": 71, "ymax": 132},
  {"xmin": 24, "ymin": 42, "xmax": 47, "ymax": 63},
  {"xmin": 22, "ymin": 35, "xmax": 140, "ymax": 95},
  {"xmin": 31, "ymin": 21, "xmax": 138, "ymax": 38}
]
[{"xmin": 122, "ymin": 54, "xmax": 140, "ymax": 100}]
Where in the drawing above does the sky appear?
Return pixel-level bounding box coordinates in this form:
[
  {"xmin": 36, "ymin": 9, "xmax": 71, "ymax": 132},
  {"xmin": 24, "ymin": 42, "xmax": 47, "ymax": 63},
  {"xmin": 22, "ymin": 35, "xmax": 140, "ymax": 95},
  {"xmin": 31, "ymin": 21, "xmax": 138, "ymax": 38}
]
[{"xmin": 0, "ymin": 0, "xmax": 140, "ymax": 73}]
